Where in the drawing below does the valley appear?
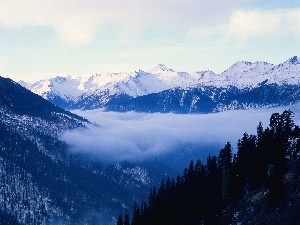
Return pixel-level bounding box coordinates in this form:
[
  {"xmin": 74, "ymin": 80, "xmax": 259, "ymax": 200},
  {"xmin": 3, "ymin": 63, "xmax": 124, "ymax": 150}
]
[{"xmin": 0, "ymin": 56, "xmax": 300, "ymax": 224}]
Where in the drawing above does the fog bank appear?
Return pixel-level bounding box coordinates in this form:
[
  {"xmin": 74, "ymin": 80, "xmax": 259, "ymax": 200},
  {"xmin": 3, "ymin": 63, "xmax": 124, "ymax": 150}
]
[{"xmin": 60, "ymin": 104, "xmax": 300, "ymax": 162}]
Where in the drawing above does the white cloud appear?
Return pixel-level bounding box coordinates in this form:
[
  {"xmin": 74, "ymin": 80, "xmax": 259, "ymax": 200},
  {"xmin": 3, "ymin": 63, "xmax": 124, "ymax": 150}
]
[
  {"xmin": 4, "ymin": 1, "xmax": 298, "ymax": 45},
  {"xmin": 0, "ymin": 0, "xmax": 241, "ymax": 44},
  {"xmin": 227, "ymin": 8, "xmax": 300, "ymax": 40},
  {"xmin": 60, "ymin": 105, "xmax": 300, "ymax": 163},
  {"xmin": 186, "ymin": 8, "xmax": 300, "ymax": 41}
]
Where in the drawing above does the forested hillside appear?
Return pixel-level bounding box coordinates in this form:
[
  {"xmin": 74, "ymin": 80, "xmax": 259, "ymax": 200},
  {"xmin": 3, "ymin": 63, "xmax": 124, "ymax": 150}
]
[
  {"xmin": 120, "ymin": 110, "xmax": 300, "ymax": 225},
  {"xmin": 0, "ymin": 77, "xmax": 167, "ymax": 224}
]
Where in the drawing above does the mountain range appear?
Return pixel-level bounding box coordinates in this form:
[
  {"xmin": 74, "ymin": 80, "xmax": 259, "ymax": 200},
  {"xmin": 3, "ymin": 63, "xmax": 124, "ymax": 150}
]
[
  {"xmin": 2, "ymin": 56, "xmax": 300, "ymax": 224},
  {"xmin": 20, "ymin": 56, "xmax": 300, "ymax": 113}
]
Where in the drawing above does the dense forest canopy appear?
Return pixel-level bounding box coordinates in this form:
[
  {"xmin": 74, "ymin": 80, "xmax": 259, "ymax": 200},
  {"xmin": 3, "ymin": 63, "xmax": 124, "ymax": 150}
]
[{"xmin": 118, "ymin": 110, "xmax": 300, "ymax": 225}]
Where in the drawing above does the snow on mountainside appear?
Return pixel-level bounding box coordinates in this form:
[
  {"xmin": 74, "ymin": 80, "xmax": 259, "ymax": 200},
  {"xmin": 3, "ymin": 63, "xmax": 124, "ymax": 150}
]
[
  {"xmin": 20, "ymin": 56, "xmax": 300, "ymax": 112},
  {"xmin": 0, "ymin": 76, "xmax": 173, "ymax": 224},
  {"xmin": 214, "ymin": 61, "xmax": 276, "ymax": 88},
  {"xmin": 266, "ymin": 56, "xmax": 300, "ymax": 85},
  {"xmin": 20, "ymin": 64, "xmax": 203, "ymax": 101},
  {"xmin": 0, "ymin": 77, "xmax": 88, "ymax": 136}
]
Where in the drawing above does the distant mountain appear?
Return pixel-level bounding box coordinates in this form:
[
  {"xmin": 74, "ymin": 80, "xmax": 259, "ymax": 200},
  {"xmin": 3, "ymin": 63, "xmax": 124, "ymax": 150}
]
[
  {"xmin": 20, "ymin": 56, "xmax": 300, "ymax": 113},
  {"xmin": 0, "ymin": 77, "xmax": 172, "ymax": 224}
]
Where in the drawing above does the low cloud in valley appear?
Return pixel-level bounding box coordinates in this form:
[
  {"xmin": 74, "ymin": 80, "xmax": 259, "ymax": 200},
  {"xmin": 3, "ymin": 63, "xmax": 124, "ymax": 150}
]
[{"xmin": 61, "ymin": 105, "xmax": 300, "ymax": 162}]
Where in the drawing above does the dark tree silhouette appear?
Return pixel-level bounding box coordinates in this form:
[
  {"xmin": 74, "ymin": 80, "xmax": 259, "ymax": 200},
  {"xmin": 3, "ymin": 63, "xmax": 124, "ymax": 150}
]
[
  {"xmin": 126, "ymin": 110, "xmax": 300, "ymax": 225},
  {"xmin": 117, "ymin": 215, "xmax": 124, "ymax": 225}
]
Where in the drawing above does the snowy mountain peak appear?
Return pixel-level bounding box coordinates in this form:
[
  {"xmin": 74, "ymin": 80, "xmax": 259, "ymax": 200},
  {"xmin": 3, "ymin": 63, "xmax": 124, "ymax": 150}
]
[
  {"xmin": 237, "ymin": 61, "xmax": 252, "ymax": 66},
  {"xmin": 231, "ymin": 61, "xmax": 253, "ymax": 68},
  {"xmin": 151, "ymin": 64, "xmax": 175, "ymax": 73},
  {"xmin": 287, "ymin": 56, "xmax": 300, "ymax": 65},
  {"xmin": 221, "ymin": 61, "xmax": 253, "ymax": 75},
  {"xmin": 53, "ymin": 76, "xmax": 67, "ymax": 83},
  {"xmin": 19, "ymin": 56, "xmax": 300, "ymax": 110},
  {"xmin": 274, "ymin": 56, "xmax": 300, "ymax": 73}
]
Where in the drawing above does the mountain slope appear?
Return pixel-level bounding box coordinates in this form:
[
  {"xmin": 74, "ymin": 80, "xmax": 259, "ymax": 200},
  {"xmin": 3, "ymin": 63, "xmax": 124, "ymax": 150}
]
[
  {"xmin": 0, "ymin": 77, "xmax": 171, "ymax": 224},
  {"xmin": 0, "ymin": 76, "xmax": 88, "ymax": 138},
  {"xmin": 105, "ymin": 84, "xmax": 300, "ymax": 113},
  {"xmin": 20, "ymin": 56, "xmax": 300, "ymax": 113}
]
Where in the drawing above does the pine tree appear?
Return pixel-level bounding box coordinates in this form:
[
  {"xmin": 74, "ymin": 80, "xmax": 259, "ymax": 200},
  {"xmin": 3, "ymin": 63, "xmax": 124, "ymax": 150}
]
[
  {"xmin": 270, "ymin": 113, "xmax": 281, "ymax": 135},
  {"xmin": 147, "ymin": 186, "xmax": 156, "ymax": 213},
  {"xmin": 117, "ymin": 215, "xmax": 123, "ymax": 225},
  {"xmin": 257, "ymin": 121, "xmax": 264, "ymax": 141},
  {"xmin": 234, "ymin": 133, "xmax": 258, "ymax": 193},
  {"xmin": 281, "ymin": 110, "xmax": 295, "ymax": 138},
  {"xmin": 218, "ymin": 142, "xmax": 232, "ymax": 220},
  {"xmin": 124, "ymin": 211, "xmax": 130, "ymax": 225},
  {"xmin": 131, "ymin": 201, "xmax": 141, "ymax": 225},
  {"xmin": 206, "ymin": 155, "xmax": 222, "ymax": 221},
  {"xmin": 267, "ymin": 111, "xmax": 293, "ymax": 205}
]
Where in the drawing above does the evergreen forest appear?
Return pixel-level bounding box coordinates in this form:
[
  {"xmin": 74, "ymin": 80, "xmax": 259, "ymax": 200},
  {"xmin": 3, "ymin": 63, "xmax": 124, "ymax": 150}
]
[{"xmin": 118, "ymin": 110, "xmax": 300, "ymax": 225}]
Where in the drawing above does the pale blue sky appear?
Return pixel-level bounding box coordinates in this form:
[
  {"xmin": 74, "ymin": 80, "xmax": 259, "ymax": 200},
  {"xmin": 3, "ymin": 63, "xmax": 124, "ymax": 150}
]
[{"xmin": 0, "ymin": 0, "xmax": 299, "ymax": 82}]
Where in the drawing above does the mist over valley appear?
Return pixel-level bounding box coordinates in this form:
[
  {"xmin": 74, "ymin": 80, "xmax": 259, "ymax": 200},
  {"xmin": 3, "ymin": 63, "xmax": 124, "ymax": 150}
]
[{"xmin": 61, "ymin": 104, "xmax": 300, "ymax": 170}]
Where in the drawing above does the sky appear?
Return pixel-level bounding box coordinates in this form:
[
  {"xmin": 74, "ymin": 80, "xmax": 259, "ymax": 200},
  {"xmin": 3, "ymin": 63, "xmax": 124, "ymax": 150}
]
[
  {"xmin": 0, "ymin": 0, "xmax": 299, "ymax": 82},
  {"xmin": 61, "ymin": 104, "xmax": 300, "ymax": 163}
]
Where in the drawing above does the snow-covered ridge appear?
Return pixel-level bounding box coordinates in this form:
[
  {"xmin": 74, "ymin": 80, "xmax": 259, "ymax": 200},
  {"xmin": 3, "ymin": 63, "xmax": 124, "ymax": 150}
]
[{"xmin": 20, "ymin": 56, "xmax": 300, "ymax": 103}]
